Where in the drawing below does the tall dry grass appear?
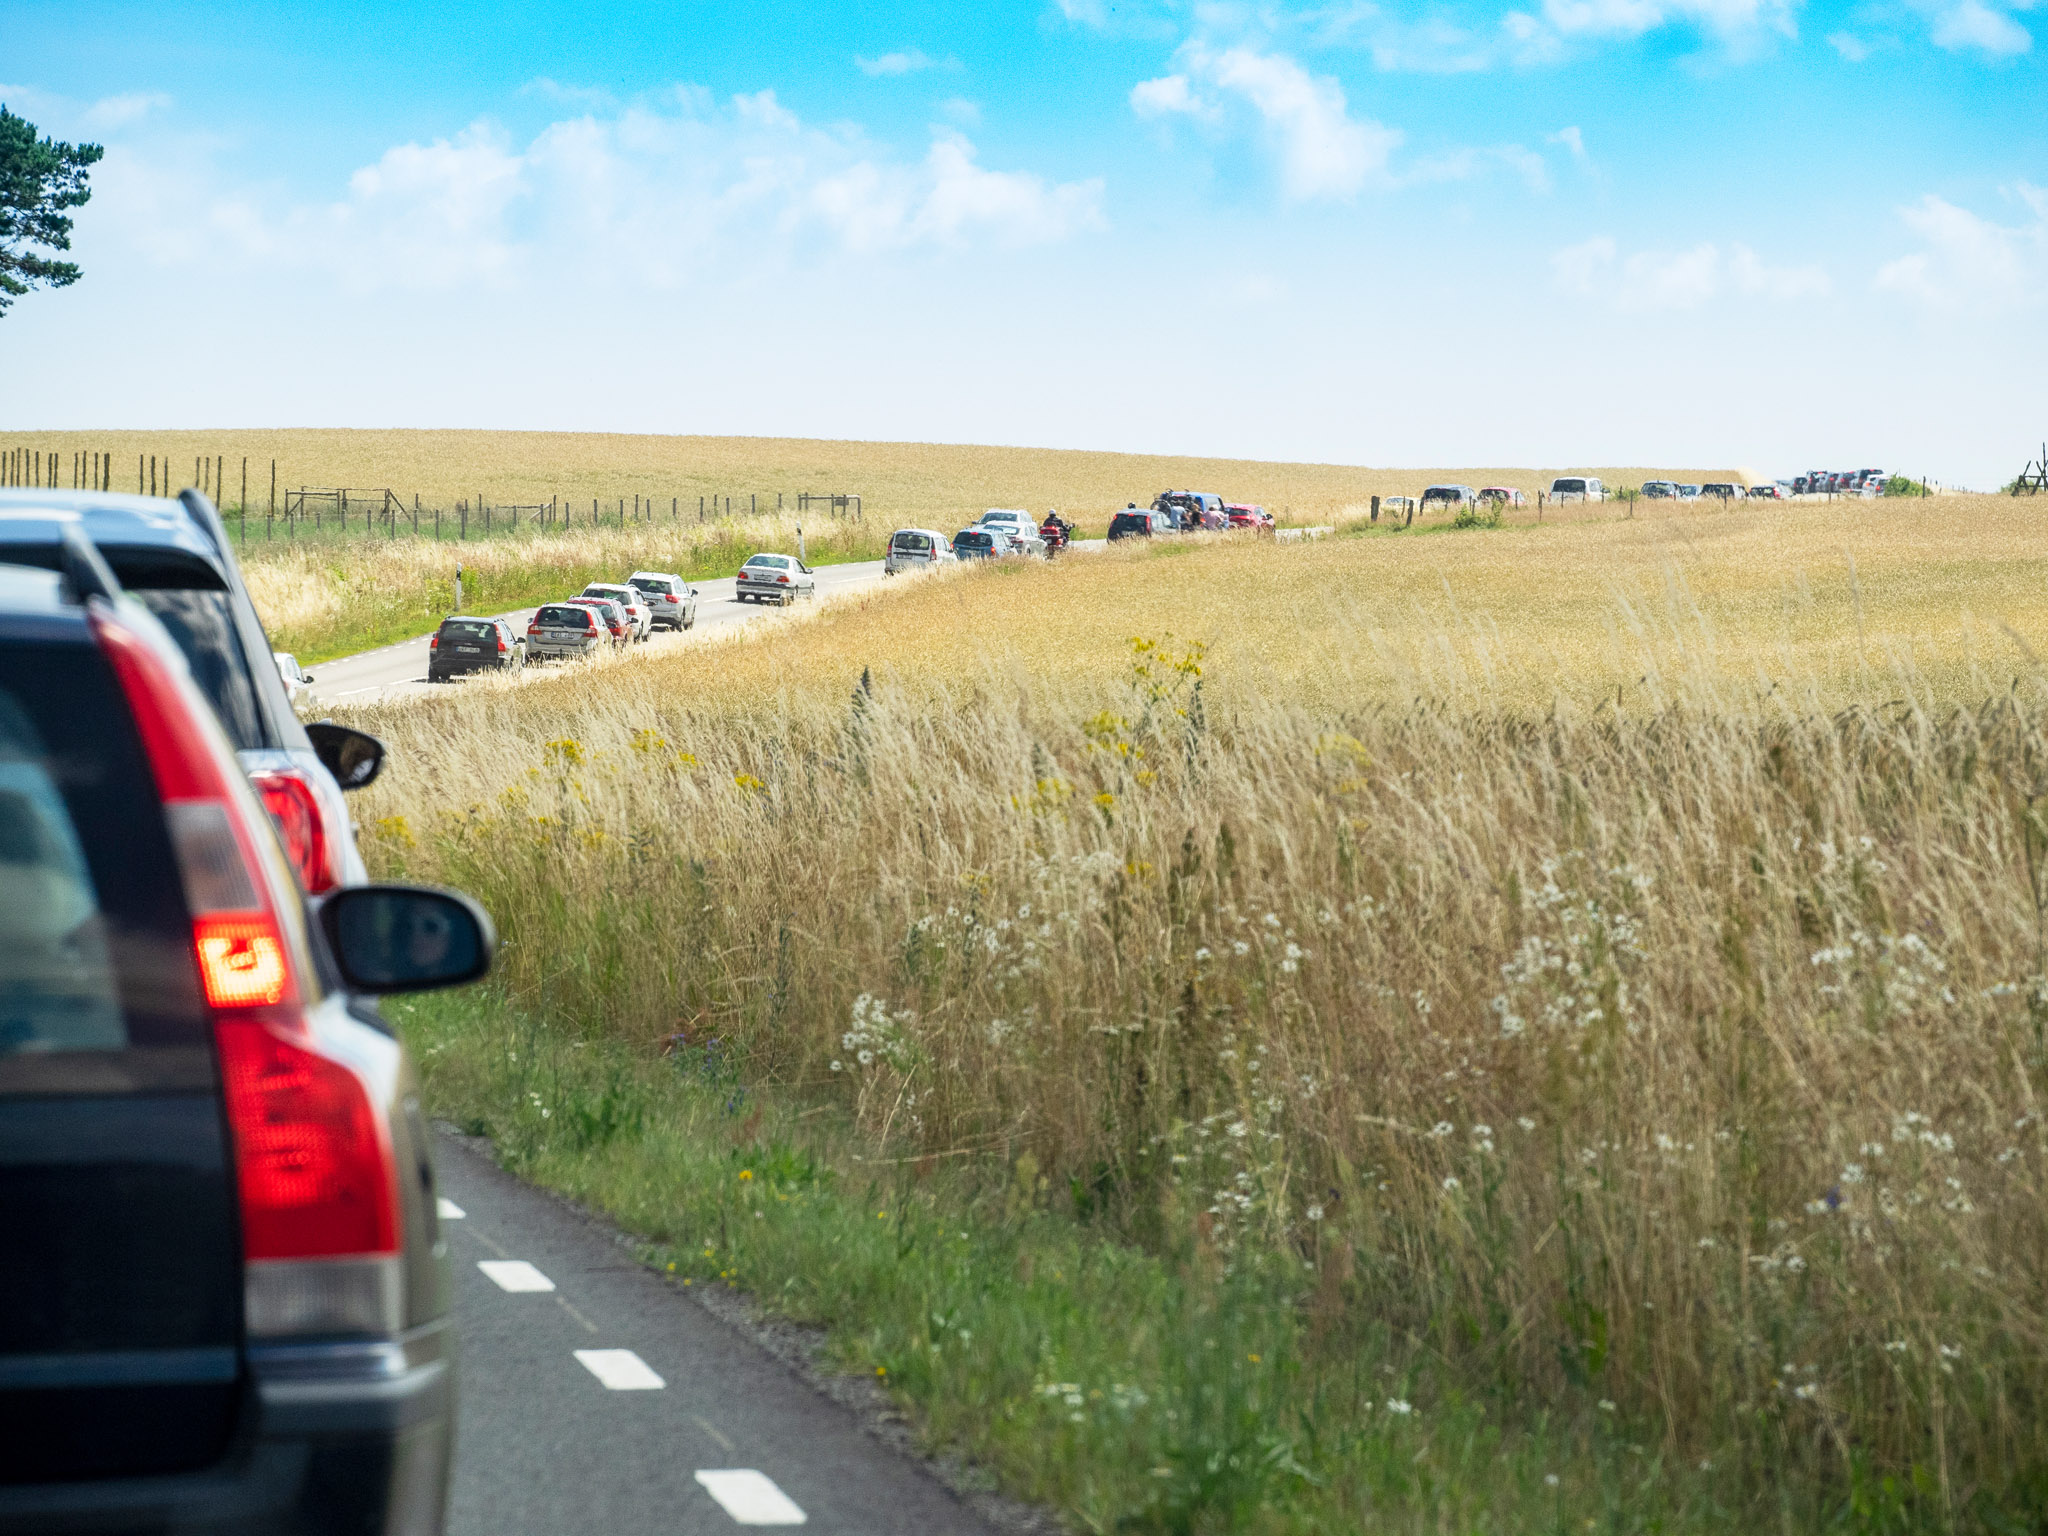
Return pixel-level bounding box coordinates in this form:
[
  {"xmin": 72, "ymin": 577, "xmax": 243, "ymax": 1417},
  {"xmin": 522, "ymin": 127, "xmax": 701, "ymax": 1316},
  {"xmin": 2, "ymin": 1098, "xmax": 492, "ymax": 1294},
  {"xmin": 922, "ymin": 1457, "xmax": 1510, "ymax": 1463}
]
[{"xmin": 344, "ymin": 499, "xmax": 2048, "ymax": 1522}]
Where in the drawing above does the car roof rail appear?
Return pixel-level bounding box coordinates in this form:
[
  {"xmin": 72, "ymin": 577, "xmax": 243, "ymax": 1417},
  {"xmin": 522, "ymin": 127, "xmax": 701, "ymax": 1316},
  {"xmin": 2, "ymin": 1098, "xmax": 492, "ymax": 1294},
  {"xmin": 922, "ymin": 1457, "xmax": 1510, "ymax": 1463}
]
[
  {"xmin": 57, "ymin": 522, "xmax": 122, "ymax": 604},
  {"xmin": 0, "ymin": 511, "xmax": 123, "ymax": 604}
]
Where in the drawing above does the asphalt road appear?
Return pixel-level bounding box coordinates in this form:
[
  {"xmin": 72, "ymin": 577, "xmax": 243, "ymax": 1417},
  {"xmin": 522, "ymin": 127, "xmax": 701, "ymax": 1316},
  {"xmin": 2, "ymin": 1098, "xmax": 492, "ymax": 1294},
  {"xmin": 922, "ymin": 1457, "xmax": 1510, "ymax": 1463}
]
[
  {"xmin": 434, "ymin": 1129, "xmax": 1000, "ymax": 1536},
  {"xmin": 302, "ymin": 558, "xmax": 893, "ymax": 708}
]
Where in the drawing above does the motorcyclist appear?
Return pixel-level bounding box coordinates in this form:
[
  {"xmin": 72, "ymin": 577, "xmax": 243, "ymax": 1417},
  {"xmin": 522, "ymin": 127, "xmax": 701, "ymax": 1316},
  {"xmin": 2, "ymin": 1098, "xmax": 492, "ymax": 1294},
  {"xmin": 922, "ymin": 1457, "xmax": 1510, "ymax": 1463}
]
[{"xmin": 1039, "ymin": 507, "xmax": 1072, "ymax": 549}]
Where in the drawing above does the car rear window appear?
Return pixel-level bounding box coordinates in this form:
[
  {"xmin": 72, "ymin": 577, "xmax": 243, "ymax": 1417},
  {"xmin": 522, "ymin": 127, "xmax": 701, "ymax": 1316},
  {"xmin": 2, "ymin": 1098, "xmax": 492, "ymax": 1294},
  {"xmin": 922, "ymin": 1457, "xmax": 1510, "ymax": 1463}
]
[
  {"xmin": 630, "ymin": 578, "xmax": 673, "ymax": 596},
  {"xmin": 956, "ymin": 531, "xmax": 992, "ymax": 545},
  {"xmin": 745, "ymin": 556, "xmax": 790, "ymax": 570},
  {"xmin": 440, "ymin": 619, "xmax": 496, "ymax": 641},
  {"xmin": 0, "ymin": 638, "xmax": 206, "ymax": 1063},
  {"xmin": 536, "ymin": 605, "xmax": 589, "ymax": 627},
  {"xmin": 1552, "ymin": 478, "xmax": 1587, "ymax": 493},
  {"xmin": 892, "ymin": 534, "xmax": 931, "ymax": 550},
  {"xmin": 126, "ymin": 589, "xmax": 265, "ymax": 751}
]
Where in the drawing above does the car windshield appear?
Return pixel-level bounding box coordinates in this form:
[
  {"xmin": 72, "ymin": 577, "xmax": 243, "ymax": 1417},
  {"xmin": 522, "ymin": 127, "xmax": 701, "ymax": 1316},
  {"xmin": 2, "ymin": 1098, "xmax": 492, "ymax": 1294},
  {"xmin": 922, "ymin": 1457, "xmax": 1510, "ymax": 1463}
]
[
  {"xmin": 126, "ymin": 589, "xmax": 266, "ymax": 751},
  {"xmin": 440, "ymin": 620, "xmax": 496, "ymax": 642},
  {"xmin": 1553, "ymin": 479, "xmax": 1587, "ymax": 493},
  {"xmin": 536, "ymin": 606, "xmax": 587, "ymax": 627}
]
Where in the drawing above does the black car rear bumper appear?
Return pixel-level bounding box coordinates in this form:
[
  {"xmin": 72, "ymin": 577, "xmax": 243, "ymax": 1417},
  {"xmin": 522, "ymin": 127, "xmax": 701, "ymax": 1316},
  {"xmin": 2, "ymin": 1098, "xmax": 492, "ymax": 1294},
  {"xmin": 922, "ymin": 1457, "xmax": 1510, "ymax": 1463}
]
[{"xmin": 0, "ymin": 1328, "xmax": 453, "ymax": 1536}]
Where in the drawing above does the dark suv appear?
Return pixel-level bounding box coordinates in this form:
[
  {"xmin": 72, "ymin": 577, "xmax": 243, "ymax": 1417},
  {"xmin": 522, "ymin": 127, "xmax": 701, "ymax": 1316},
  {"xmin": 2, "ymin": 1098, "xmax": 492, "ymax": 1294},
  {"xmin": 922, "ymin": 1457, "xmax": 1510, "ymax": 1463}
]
[
  {"xmin": 1108, "ymin": 507, "xmax": 1165, "ymax": 541},
  {"xmin": 0, "ymin": 536, "xmax": 488, "ymax": 1532},
  {"xmin": 428, "ymin": 616, "xmax": 523, "ymax": 682}
]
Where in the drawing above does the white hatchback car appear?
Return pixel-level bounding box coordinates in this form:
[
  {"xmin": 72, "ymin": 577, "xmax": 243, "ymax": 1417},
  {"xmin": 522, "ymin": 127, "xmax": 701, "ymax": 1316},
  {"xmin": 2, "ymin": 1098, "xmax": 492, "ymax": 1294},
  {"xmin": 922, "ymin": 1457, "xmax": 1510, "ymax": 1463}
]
[
  {"xmin": 1549, "ymin": 476, "xmax": 1605, "ymax": 503},
  {"xmin": 885, "ymin": 528, "xmax": 958, "ymax": 575}
]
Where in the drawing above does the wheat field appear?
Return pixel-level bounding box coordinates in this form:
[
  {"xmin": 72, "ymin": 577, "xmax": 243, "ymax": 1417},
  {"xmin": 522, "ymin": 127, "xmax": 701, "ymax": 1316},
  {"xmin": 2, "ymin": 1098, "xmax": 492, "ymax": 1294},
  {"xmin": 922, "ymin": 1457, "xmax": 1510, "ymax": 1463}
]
[
  {"xmin": 3, "ymin": 425, "xmax": 1734, "ymax": 527},
  {"xmin": 341, "ymin": 492, "xmax": 2048, "ymax": 1527}
]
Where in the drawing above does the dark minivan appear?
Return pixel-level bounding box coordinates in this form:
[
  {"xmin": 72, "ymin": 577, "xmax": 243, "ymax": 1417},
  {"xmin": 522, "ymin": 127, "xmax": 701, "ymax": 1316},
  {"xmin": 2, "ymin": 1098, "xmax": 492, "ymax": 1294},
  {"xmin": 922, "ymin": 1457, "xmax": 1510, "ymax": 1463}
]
[{"xmin": 0, "ymin": 539, "xmax": 490, "ymax": 1533}]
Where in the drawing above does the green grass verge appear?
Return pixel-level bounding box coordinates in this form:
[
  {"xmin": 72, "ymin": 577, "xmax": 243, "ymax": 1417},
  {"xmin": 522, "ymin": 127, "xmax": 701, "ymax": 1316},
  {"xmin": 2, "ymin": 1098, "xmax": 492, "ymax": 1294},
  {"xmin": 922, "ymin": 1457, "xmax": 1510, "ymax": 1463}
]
[
  {"xmin": 260, "ymin": 535, "xmax": 889, "ymax": 665},
  {"xmin": 399, "ymin": 988, "xmax": 1965, "ymax": 1536}
]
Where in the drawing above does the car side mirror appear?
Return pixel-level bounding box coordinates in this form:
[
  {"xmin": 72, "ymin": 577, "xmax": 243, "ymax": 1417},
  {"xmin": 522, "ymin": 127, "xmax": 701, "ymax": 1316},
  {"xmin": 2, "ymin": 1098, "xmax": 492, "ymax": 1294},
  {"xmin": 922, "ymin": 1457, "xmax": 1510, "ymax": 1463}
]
[
  {"xmin": 318, "ymin": 884, "xmax": 495, "ymax": 994},
  {"xmin": 302, "ymin": 673, "xmax": 315, "ymax": 684},
  {"xmin": 305, "ymin": 721, "xmax": 385, "ymax": 791}
]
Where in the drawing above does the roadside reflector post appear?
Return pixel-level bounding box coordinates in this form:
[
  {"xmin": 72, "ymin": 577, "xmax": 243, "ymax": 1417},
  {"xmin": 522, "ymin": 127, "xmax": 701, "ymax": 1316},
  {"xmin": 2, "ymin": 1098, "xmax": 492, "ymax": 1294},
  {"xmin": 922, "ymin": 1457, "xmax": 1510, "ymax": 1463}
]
[
  {"xmin": 797, "ymin": 524, "xmax": 805, "ymax": 565},
  {"xmin": 454, "ymin": 565, "xmax": 464, "ymax": 614}
]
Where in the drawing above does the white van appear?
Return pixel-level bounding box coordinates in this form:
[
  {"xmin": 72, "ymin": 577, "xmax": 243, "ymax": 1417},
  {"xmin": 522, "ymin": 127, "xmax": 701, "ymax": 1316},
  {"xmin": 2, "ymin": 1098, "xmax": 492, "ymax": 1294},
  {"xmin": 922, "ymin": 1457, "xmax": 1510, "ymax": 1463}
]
[
  {"xmin": 885, "ymin": 527, "xmax": 957, "ymax": 576},
  {"xmin": 1549, "ymin": 476, "xmax": 1604, "ymax": 503}
]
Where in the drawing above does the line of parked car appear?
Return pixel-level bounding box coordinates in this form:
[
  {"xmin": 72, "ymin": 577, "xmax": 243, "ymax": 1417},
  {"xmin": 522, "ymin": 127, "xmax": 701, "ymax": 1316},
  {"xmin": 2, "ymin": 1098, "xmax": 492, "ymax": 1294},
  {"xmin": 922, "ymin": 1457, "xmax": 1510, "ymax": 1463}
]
[{"xmin": 425, "ymin": 570, "xmax": 703, "ymax": 681}]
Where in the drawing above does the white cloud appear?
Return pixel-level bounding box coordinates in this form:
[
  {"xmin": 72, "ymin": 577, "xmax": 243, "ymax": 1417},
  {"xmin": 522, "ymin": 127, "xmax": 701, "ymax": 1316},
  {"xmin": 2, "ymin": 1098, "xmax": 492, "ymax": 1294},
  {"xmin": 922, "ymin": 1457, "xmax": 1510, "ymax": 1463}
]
[
  {"xmin": 1874, "ymin": 186, "xmax": 2046, "ymax": 308},
  {"xmin": 812, "ymin": 131, "xmax": 1104, "ymax": 251},
  {"xmin": 1549, "ymin": 125, "xmax": 1589, "ymax": 163},
  {"xmin": 80, "ymin": 92, "xmax": 173, "ymax": 131},
  {"xmin": 1538, "ymin": 0, "xmax": 1800, "ymax": 39},
  {"xmin": 74, "ymin": 91, "xmax": 1105, "ymax": 293},
  {"xmin": 1926, "ymin": 0, "xmax": 2032, "ymax": 53},
  {"xmin": 1054, "ymin": 0, "xmax": 1110, "ymax": 25},
  {"xmin": 1555, "ymin": 236, "xmax": 1830, "ymax": 308},
  {"xmin": 1501, "ymin": 0, "xmax": 1799, "ymax": 61},
  {"xmin": 1131, "ymin": 73, "xmax": 1211, "ymax": 116},
  {"xmin": 1552, "ymin": 235, "xmax": 1618, "ymax": 294},
  {"xmin": 1827, "ymin": 29, "xmax": 1874, "ymax": 56},
  {"xmin": 856, "ymin": 49, "xmax": 938, "ymax": 77},
  {"xmin": 1180, "ymin": 44, "xmax": 1402, "ymax": 200}
]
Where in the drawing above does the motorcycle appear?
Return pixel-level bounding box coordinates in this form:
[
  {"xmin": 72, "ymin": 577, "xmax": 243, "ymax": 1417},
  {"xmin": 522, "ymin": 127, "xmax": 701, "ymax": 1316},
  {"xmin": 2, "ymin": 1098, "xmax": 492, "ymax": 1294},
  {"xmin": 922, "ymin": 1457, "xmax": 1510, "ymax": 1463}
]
[{"xmin": 1038, "ymin": 519, "xmax": 1071, "ymax": 554}]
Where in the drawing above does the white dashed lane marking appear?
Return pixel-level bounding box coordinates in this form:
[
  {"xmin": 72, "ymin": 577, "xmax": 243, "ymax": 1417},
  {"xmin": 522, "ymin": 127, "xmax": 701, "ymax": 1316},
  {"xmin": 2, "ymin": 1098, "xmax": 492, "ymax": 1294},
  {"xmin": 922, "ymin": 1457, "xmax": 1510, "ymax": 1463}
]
[
  {"xmin": 694, "ymin": 1469, "xmax": 807, "ymax": 1525},
  {"xmin": 437, "ymin": 1198, "xmax": 466, "ymax": 1219},
  {"xmin": 478, "ymin": 1259, "xmax": 555, "ymax": 1292},
  {"xmin": 575, "ymin": 1348, "xmax": 665, "ymax": 1390}
]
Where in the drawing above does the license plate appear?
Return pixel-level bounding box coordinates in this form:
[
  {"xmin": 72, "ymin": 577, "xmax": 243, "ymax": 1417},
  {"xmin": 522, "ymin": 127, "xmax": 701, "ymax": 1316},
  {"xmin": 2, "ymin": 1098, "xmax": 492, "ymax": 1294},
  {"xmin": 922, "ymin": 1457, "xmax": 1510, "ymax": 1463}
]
[{"xmin": 456, "ymin": 645, "xmax": 481, "ymax": 654}]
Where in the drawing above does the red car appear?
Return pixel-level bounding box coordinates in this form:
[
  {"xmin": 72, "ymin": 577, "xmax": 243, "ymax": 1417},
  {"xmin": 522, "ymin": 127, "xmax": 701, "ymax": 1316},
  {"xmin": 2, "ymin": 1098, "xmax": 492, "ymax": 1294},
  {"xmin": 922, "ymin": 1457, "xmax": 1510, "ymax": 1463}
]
[
  {"xmin": 1225, "ymin": 503, "xmax": 1275, "ymax": 532},
  {"xmin": 563, "ymin": 595, "xmax": 630, "ymax": 647}
]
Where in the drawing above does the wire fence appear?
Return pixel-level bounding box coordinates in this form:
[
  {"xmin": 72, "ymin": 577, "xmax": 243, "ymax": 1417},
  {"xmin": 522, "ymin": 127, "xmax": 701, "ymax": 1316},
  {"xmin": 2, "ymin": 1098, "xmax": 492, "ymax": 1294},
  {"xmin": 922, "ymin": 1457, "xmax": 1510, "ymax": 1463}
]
[{"xmin": 0, "ymin": 445, "xmax": 864, "ymax": 545}]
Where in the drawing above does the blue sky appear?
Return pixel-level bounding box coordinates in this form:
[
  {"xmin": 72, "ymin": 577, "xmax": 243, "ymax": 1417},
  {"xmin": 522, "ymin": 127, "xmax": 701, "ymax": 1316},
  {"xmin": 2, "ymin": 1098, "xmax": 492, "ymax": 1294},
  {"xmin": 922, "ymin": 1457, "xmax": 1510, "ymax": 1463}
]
[{"xmin": 2, "ymin": 0, "xmax": 2041, "ymax": 483}]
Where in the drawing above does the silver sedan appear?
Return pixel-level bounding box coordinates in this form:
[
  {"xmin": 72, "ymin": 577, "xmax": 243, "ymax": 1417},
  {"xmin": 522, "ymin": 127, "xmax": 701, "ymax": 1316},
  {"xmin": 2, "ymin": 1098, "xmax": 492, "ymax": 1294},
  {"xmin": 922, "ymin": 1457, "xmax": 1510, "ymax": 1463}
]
[{"xmin": 736, "ymin": 552, "xmax": 816, "ymax": 606}]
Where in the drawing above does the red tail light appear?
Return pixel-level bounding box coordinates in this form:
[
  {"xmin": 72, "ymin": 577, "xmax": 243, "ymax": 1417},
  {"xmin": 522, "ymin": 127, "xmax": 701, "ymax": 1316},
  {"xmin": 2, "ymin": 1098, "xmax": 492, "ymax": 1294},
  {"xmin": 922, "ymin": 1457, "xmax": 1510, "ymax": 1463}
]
[
  {"xmin": 527, "ymin": 622, "xmax": 540, "ymax": 635},
  {"xmin": 216, "ymin": 1018, "xmax": 397, "ymax": 1258},
  {"xmin": 497, "ymin": 635, "xmax": 509, "ymax": 653},
  {"xmin": 777, "ymin": 574, "xmax": 789, "ymax": 584},
  {"xmin": 428, "ymin": 634, "xmax": 438, "ymax": 650},
  {"xmin": 250, "ymin": 767, "xmax": 337, "ymax": 894},
  {"xmin": 91, "ymin": 606, "xmax": 403, "ymax": 1321},
  {"xmin": 194, "ymin": 914, "xmax": 291, "ymax": 1008}
]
